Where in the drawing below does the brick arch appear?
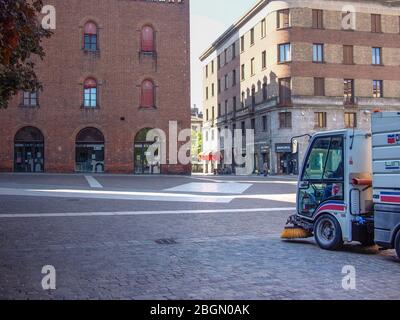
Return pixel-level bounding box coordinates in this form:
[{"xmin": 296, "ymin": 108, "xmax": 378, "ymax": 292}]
[
  {"xmin": 71, "ymin": 125, "xmax": 106, "ymax": 144},
  {"xmin": 78, "ymin": 16, "xmax": 102, "ymax": 29},
  {"xmin": 13, "ymin": 124, "xmax": 48, "ymax": 143}
]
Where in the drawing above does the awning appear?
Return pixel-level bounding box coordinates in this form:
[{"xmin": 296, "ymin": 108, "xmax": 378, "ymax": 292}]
[{"xmin": 199, "ymin": 152, "xmax": 223, "ymax": 162}]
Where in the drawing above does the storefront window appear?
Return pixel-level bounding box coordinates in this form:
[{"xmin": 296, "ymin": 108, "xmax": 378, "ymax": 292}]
[
  {"xmin": 134, "ymin": 128, "xmax": 160, "ymax": 174},
  {"xmin": 14, "ymin": 127, "xmax": 44, "ymax": 173},
  {"xmin": 75, "ymin": 127, "xmax": 105, "ymax": 173}
]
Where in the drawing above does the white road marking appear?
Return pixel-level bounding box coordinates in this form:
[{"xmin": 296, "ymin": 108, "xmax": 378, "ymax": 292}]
[
  {"xmin": 0, "ymin": 188, "xmax": 232, "ymax": 203},
  {"xmin": 84, "ymin": 176, "xmax": 103, "ymax": 189},
  {"xmin": 190, "ymin": 176, "xmax": 297, "ymax": 185},
  {"xmin": 0, "ymin": 187, "xmax": 296, "ymax": 204},
  {"xmin": 0, "ymin": 207, "xmax": 296, "ymax": 218},
  {"xmin": 165, "ymin": 182, "xmax": 253, "ymax": 194}
]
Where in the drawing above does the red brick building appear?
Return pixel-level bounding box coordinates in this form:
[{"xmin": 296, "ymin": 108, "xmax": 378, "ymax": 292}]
[{"xmin": 0, "ymin": 0, "xmax": 191, "ymax": 174}]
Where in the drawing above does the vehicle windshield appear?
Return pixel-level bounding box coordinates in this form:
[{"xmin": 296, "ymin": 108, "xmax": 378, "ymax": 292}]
[{"xmin": 299, "ymin": 135, "xmax": 344, "ymax": 217}]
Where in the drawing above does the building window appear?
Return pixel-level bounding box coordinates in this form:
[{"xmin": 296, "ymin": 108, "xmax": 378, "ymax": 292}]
[
  {"xmin": 218, "ymin": 79, "xmax": 221, "ymax": 93},
  {"xmin": 232, "ymin": 42, "xmax": 236, "ymax": 59},
  {"xmin": 261, "ymin": 19, "xmax": 266, "ymax": 38},
  {"xmin": 233, "ymin": 96, "xmax": 237, "ymax": 111},
  {"xmin": 211, "ymin": 83, "xmax": 215, "ymax": 96},
  {"xmin": 314, "ymin": 78, "xmax": 325, "ymax": 96},
  {"xmin": 211, "ymin": 60, "xmax": 214, "ymax": 74},
  {"xmin": 218, "ymin": 103, "xmax": 221, "ymax": 117},
  {"xmin": 279, "ymin": 77, "xmax": 291, "ymax": 105},
  {"xmin": 315, "ymin": 112, "xmax": 327, "ymax": 128},
  {"xmin": 224, "ymin": 49, "xmax": 228, "ymax": 65},
  {"xmin": 140, "ymin": 79, "xmax": 155, "ymax": 108},
  {"xmin": 250, "ymin": 28, "xmax": 255, "ymax": 45},
  {"xmin": 217, "ymin": 55, "xmax": 221, "ymax": 70},
  {"xmin": 241, "ymin": 64, "xmax": 245, "ymax": 80},
  {"xmin": 344, "ymin": 79, "xmax": 355, "ymax": 104},
  {"xmin": 241, "ymin": 121, "xmax": 246, "ymax": 136},
  {"xmin": 232, "ymin": 69, "xmax": 237, "ymax": 86},
  {"xmin": 371, "ymin": 14, "xmax": 382, "ymax": 33},
  {"xmin": 251, "ymin": 58, "xmax": 255, "ymax": 76},
  {"xmin": 83, "ymin": 78, "xmax": 98, "ymax": 108},
  {"xmin": 241, "ymin": 91, "xmax": 245, "ymax": 108},
  {"xmin": 206, "ymin": 87, "xmax": 209, "ymax": 100},
  {"xmin": 251, "ymin": 86, "xmax": 256, "ymax": 107},
  {"xmin": 278, "ymin": 43, "xmax": 291, "ymax": 63},
  {"xmin": 262, "ymin": 115, "xmax": 267, "ymax": 132},
  {"xmin": 343, "ymin": 45, "xmax": 354, "ymax": 64},
  {"xmin": 373, "ymin": 80, "xmax": 383, "ymax": 98},
  {"xmin": 372, "ymin": 47, "xmax": 382, "ymax": 65},
  {"xmin": 251, "ymin": 118, "xmax": 256, "ymax": 133},
  {"xmin": 206, "ymin": 109, "xmax": 209, "ymax": 121},
  {"xmin": 141, "ymin": 25, "xmax": 155, "ymax": 53},
  {"xmin": 262, "ymin": 50, "xmax": 267, "ymax": 69},
  {"xmin": 224, "ymin": 75, "xmax": 228, "ymax": 90},
  {"xmin": 205, "ymin": 65, "xmax": 208, "ymax": 78},
  {"xmin": 224, "ymin": 100, "xmax": 228, "ymax": 115},
  {"xmin": 277, "ymin": 9, "xmax": 290, "ymax": 29},
  {"xmin": 312, "ymin": 9, "xmax": 323, "ymax": 29},
  {"xmin": 262, "ymin": 82, "xmax": 267, "ymax": 101},
  {"xmin": 313, "ymin": 43, "xmax": 324, "ymax": 63},
  {"xmin": 83, "ymin": 22, "xmax": 98, "ymax": 51},
  {"xmin": 22, "ymin": 91, "xmax": 38, "ymax": 107},
  {"xmin": 345, "ymin": 112, "xmax": 357, "ymax": 128},
  {"xmin": 279, "ymin": 112, "xmax": 292, "ymax": 129},
  {"xmin": 241, "ymin": 35, "xmax": 245, "ymax": 52}
]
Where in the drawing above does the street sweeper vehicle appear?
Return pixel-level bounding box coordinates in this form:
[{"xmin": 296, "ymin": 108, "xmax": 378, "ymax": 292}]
[{"xmin": 282, "ymin": 112, "xmax": 400, "ymax": 258}]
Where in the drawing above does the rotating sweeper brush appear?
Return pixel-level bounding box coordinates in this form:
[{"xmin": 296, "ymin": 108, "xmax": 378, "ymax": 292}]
[{"xmin": 281, "ymin": 215, "xmax": 313, "ymax": 240}]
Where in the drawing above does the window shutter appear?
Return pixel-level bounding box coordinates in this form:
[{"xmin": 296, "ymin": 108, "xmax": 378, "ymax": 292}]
[
  {"xmin": 377, "ymin": 15, "xmax": 381, "ymax": 32},
  {"xmin": 284, "ymin": 10, "xmax": 289, "ymax": 28},
  {"xmin": 343, "ymin": 45, "xmax": 353, "ymax": 64},
  {"xmin": 312, "ymin": 10, "xmax": 317, "ymax": 28},
  {"xmin": 141, "ymin": 26, "xmax": 154, "ymax": 52},
  {"xmin": 318, "ymin": 10, "xmax": 323, "ymax": 28},
  {"xmin": 141, "ymin": 80, "xmax": 154, "ymax": 107}
]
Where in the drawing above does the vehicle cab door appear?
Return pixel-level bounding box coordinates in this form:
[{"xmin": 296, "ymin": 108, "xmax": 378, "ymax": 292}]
[{"xmin": 297, "ymin": 135, "xmax": 345, "ymax": 219}]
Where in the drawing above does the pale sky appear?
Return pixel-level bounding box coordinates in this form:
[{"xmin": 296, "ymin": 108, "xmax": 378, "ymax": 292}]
[{"xmin": 190, "ymin": 0, "xmax": 259, "ymax": 112}]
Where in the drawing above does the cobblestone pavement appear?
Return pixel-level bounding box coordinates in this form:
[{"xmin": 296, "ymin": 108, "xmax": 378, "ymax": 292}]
[{"xmin": 0, "ymin": 174, "xmax": 399, "ymax": 300}]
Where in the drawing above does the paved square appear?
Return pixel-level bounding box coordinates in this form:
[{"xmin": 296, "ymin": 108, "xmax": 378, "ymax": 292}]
[
  {"xmin": 0, "ymin": 174, "xmax": 399, "ymax": 300},
  {"xmin": 165, "ymin": 182, "xmax": 253, "ymax": 194}
]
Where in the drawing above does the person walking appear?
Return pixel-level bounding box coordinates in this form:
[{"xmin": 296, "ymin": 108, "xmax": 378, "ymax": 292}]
[{"xmin": 263, "ymin": 161, "xmax": 269, "ymax": 177}]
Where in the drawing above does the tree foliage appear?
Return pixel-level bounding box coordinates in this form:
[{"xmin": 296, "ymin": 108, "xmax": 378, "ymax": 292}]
[{"xmin": 0, "ymin": 0, "xmax": 52, "ymax": 108}]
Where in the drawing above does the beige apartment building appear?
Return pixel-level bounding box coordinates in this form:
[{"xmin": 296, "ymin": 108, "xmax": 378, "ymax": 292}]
[{"xmin": 200, "ymin": 0, "xmax": 400, "ymax": 175}]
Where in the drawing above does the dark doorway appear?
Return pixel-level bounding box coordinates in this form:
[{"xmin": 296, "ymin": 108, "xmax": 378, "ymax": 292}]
[
  {"xmin": 75, "ymin": 127, "xmax": 105, "ymax": 173},
  {"xmin": 134, "ymin": 128, "xmax": 160, "ymax": 174},
  {"xmin": 14, "ymin": 127, "xmax": 44, "ymax": 173},
  {"xmin": 277, "ymin": 152, "xmax": 298, "ymax": 175}
]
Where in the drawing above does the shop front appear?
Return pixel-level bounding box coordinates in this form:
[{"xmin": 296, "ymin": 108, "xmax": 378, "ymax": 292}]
[
  {"xmin": 134, "ymin": 128, "xmax": 161, "ymax": 175},
  {"xmin": 259, "ymin": 144, "xmax": 270, "ymax": 175},
  {"xmin": 276, "ymin": 143, "xmax": 298, "ymax": 175},
  {"xmin": 75, "ymin": 127, "xmax": 105, "ymax": 173},
  {"xmin": 14, "ymin": 127, "xmax": 44, "ymax": 173}
]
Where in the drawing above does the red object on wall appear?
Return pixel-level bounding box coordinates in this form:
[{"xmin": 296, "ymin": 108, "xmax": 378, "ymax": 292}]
[
  {"xmin": 84, "ymin": 78, "xmax": 97, "ymax": 89},
  {"xmin": 141, "ymin": 80, "xmax": 154, "ymax": 107},
  {"xmin": 84, "ymin": 22, "xmax": 97, "ymax": 35},
  {"xmin": 141, "ymin": 26, "xmax": 154, "ymax": 52}
]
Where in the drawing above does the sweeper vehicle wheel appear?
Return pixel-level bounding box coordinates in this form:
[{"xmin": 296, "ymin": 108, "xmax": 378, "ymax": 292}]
[{"xmin": 314, "ymin": 214, "xmax": 343, "ymax": 251}]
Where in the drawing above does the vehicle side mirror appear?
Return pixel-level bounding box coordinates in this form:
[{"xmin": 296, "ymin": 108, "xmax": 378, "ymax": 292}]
[{"xmin": 299, "ymin": 181, "xmax": 310, "ymax": 189}]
